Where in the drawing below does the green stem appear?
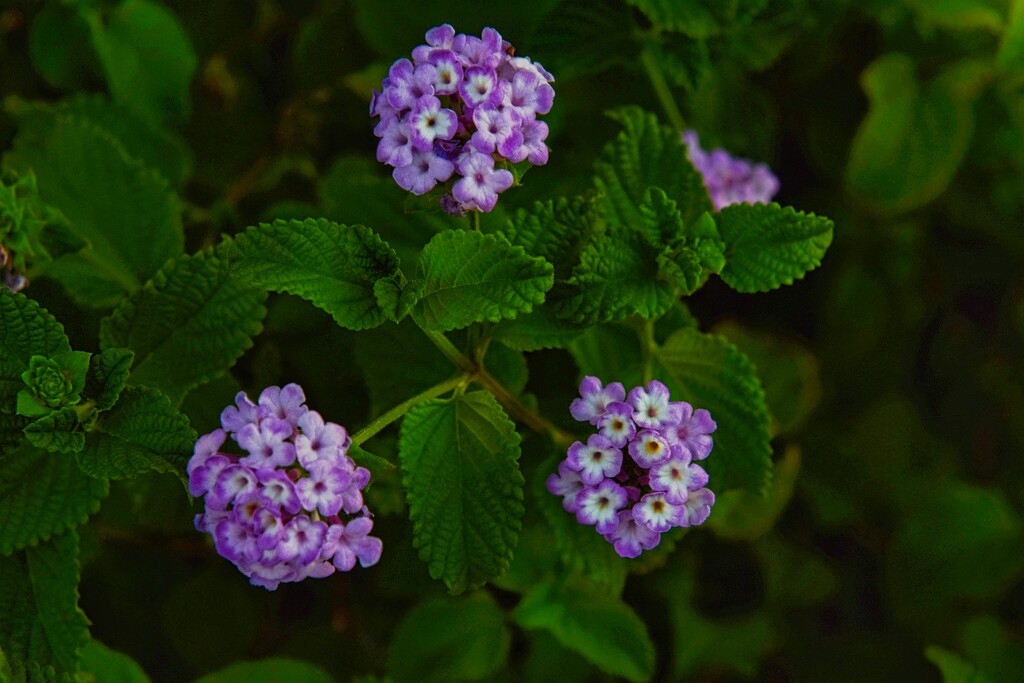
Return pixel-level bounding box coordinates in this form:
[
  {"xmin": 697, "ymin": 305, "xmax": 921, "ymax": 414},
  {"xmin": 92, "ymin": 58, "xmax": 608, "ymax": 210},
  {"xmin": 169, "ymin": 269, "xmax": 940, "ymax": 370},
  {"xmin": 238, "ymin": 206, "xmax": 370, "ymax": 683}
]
[
  {"xmin": 421, "ymin": 329, "xmax": 475, "ymax": 373},
  {"xmin": 640, "ymin": 318, "xmax": 655, "ymax": 385},
  {"xmin": 469, "ymin": 210, "xmax": 481, "ymax": 231},
  {"xmin": 350, "ymin": 373, "xmax": 468, "ymax": 446},
  {"xmin": 640, "ymin": 44, "xmax": 686, "ymax": 132}
]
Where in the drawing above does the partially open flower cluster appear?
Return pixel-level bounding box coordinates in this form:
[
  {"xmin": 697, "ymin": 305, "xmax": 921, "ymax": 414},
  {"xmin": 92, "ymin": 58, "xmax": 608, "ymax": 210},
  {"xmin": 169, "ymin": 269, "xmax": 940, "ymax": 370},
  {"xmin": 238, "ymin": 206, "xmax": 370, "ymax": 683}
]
[
  {"xmin": 683, "ymin": 130, "xmax": 780, "ymax": 211},
  {"xmin": 188, "ymin": 384, "xmax": 382, "ymax": 590},
  {"xmin": 371, "ymin": 24, "xmax": 555, "ymax": 214},
  {"xmin": 547, "ymin": 377, "xmax": 717, "ymax": 558}
]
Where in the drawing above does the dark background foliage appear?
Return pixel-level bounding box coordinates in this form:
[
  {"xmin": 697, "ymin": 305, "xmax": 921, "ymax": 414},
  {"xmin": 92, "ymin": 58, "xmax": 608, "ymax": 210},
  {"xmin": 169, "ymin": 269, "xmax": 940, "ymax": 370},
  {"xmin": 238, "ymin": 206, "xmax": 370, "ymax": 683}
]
[{"xmin": 1, "ymin": 0, "xmax": 1023, "ymax": 681}]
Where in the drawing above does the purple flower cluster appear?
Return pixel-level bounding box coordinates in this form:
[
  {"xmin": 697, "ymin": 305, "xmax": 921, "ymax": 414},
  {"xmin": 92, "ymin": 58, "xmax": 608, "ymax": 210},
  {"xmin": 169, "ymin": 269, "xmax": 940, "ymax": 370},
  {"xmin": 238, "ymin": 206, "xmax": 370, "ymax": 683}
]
[
  {"xmin": 547, "ymin": 377, "xmax": 717, "ymax": 558},
  {"xmin": 188, "ymin": 384, "xmax": 382, "ymax": 590},
  {"xmin": 371, "ymin": 24, "xmax": 555, "ymax": 214},
  {"xmin": 683, "ymin": 130, "xmax": 780, "ymax": 211}
]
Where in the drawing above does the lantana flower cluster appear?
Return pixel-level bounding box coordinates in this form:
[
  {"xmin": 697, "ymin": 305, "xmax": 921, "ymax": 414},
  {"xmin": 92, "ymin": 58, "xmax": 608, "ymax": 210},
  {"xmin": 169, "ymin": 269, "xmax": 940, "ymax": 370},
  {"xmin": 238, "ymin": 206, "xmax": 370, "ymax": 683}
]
[
  {"xmin": 683, "ymin": 130, "xmax": 780, "ymax": 210},
  {"xmin": 371, "ymin": 24, "xmax": 555, "ymax": 214},
  {"xmin": 188, "ymin": 384, "xmax": 382, "ymax": 590},
  {"xmin": 547, "ymin": 377, "xmax": 717, "ymax": 558}
]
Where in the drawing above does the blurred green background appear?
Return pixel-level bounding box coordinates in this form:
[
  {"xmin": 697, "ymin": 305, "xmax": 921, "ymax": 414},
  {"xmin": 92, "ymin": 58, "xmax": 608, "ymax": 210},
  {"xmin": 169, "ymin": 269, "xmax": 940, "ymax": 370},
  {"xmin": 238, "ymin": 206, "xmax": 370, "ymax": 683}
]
[{"xmin": 2, "ymin": 0, "xmax": 1023, "ymax": 681}]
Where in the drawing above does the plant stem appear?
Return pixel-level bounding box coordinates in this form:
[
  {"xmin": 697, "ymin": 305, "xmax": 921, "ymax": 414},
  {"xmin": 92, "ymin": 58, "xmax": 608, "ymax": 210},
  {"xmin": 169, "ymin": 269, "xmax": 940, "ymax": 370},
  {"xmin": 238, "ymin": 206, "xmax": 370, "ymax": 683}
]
[
  {"xmin": 640, "ymin": 318, "xmax": 655, "ymax": 385},
  {"xmin": 350, "ymin": 373, "xmax": 468, "ymax": 446},
  {"xmin": 640, "ymin": 43, "xmax": 686, "ymax": 132},
  {"xmin": 469, "ymin": 210, "xmax": 481, "ymax": 231}
]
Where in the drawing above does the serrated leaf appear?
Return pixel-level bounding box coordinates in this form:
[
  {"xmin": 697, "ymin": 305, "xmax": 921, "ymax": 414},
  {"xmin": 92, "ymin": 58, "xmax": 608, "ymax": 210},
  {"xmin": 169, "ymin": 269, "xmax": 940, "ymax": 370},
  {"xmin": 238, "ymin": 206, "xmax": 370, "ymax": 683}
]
[
  {"xmin": 926, "ymin": 647, "xmax": 995, "ymax": 683},
  {"xmin": 657, "ymin": 246, "xmax": 705, "ymax": 295},
  {"xmin": 100, "ymin": 251, "xmax": 266, "ymax": 404},
  {"xmin": 846, "ymin": 54, "xmax": 988, "ymax": 214},
  {"xmin": 490, "ymin": 308, "xmax": 587, "ymax": 351},
  {"xmin": 552, "ymin": 229, "xmax": 674, "ymax": 324},
  {"xmin": 399, "ymin": 391, "xmax": 525, "ymax": 593},
  {"xmin": 503, "ymin": 196, "xmax": 596, "ymax": 280},
  {"xmin": 4, "ymin": 95, "xmax": 192, "ymax": 187},
  {"xmin": 513, "ymin": 579, "xmax": 655, "ymax": 683},
  {"xmin": 593, "ymin": 107, "xmax": 713, "ymax": 230},
  {"xmin": 84, "ymin": 0, "xmax": 198, "ymax": 122},
  {"xmin": 0, "ymin": 291, "xmax": 71, "ymax": 409},
  {"xmin": 387, "ymin": 594, "xmax": 509, "ymax": 683},
  {"xmin": 76, "ymin": 386, "xmax": 196, "ymax": 482},
  {"xmin": 225, "ymin": 218, "xmax": 399, "ymax": 331},
  {"xmin": 0, "ymin": 531, "xmax": 89, "ymax": 676},
  {"xmin": 652, "ymin": 327, "xmax": 772, "ymax": 492},
  {"xmin": 4, "ymin": 115, "xmax": 184, "ymax": 306},
  {"xmin": 413, "ymin": 231, "xmax": 554, "ymax": 333},
  {"xmin": 82, "ymin": 348, "xmax": 134, "ymax": 412},
  {"xmin": 533, "ymin": 456, "xmax": 628, "ymax": 593},
  {"xmin": 23, "ymin": 408, "xmax": 84, "ymax": 454},
  {"xmin": 627, "ymin": 0, "xmax": 721, "ymax": 37},
  {"xmin": 373, "ymin": 276, "xmax": 424, "ymax": 323},
  {"xmin": 0, "ymin": 445, "xmax": 108, "ymax": 555},
  {"xmin": 716, "ymin": 202, "xmax": 833, "ymax": 292},
  {"xmin": 194, "ymin": 658, "xmax": 334, "ymax": 683}
]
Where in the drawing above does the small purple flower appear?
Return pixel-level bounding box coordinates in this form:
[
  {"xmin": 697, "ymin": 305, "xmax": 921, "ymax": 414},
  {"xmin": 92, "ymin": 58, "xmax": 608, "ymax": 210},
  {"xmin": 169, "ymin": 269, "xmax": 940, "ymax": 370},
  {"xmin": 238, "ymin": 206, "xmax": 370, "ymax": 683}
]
[
  {"xmin": 187, "ymin": 429, "xmax": 227, "ymax": 476},
  {"xmin": 221, "ymin": 392, "xmax": 260, "ymax": 435},
  {"xmin": 189, "ymin": 454, "xmax": 232, "ymax": 498},
  {"xmin": 295, "ymin": 410, "xmax": 349, "ymax": 468},
  {"xmin": 597, "ymin": 402, "xmax": 636, "ymax": 448},
  {"xmin": 214, "ymin": 518, "xmax": 259, "ymax": 564},
  {"xmin": 679, "ymin": 488, "xmax": 716, "ymax": 527},
  {"xmin": 258, "ymin": 383, "xmax": 308, "ymax": 428},
  {"xmin": 237, "ymin": 418, "xmax": 296, "ymax": 469},
  {"xmin": 566, "ymin": 434, "xmax": 622, "ymax": 485},
  {"xmin": 575, "ymin": 480, "xmax": 628, "ymax": 534},
  {"xmin": 683, "ymin": 129, "xmax": 780, "ymax": 210},
  {"xmin": 628, "ymin": 380, "xmax": 683, "ymax": 430},
  {"xmin": 570, "ymin": 376, "xmax": 626, "ymax": 425},
  {"xmin": 603, "ymin": 511, "xmax": 661, "ymax": 559},
  {"xmin": 512, "ymin": 120, "xmax": 550, "ymax": 165},
  {"xmin": 408, "ymin": 96, "xmax": 458, "ymax": 150},
  {"xmin": 627, "ymin": 430, "xmax": 671, "ymax": 468},
  {"xmin": 295, "ymin": 461, "xmax": 352, "ymax": 517},
  {"xmin": 277, "ymin": 515, "xmax": 328, "ymax": 565},
  {"xmin": 412, "ymin": 23, "xmax": 456, "ymax": 63},
  {"xmin": 255, "ymin": 468, "xmax": 301, "ymax": 514},
  {"xmin": 649, "ymin": 452, "xmax": 708, "ymax": 505},
  {"xmin": 452, "ymin": 151, "xmax": 514, "ymax": 212},
  {"xmin": 386, "ymin": 59, "xmax": 437, "ymax": 111},
  {"xmin": 504, "ymin": 70, "xmax": 554, "ymax": 121},
  {"xmin": 546, "ymin": 461, "xmax": 586, "ymax": 512},
  {"xmin": 210, "ymin": 464, "xmax": 258, "ymax": 510},
  {"xmin": 340, "ymin": 465, "xmax": 371, "ymax": 514},
  {"xmin": 664, "ymin": 403, "xmax": 717, "ymax": 460},
  {"xmin": 325, "ymin": 515, "xmax": 384, "ymax": 571},
  {"xmin": 376, "ymin": 119, "xmax": 416, "ymax": 168},
  {"xmin": 633, "ymin": 492, "xmax": 680, "ymax": 533},
  {"xmin": 394, "ymin": 149, "xmax": 456, "ymax": 195},
  {"xmin": 453, "ymin": 28, "xmax": 503, "ymax": 69},
  {"xmin": 425, "ymin": 49, "xmax": 463, "ymax": 94},
  {"xmin": 459, "ymin": 66, "xmax": 502, "ymax": 109}
]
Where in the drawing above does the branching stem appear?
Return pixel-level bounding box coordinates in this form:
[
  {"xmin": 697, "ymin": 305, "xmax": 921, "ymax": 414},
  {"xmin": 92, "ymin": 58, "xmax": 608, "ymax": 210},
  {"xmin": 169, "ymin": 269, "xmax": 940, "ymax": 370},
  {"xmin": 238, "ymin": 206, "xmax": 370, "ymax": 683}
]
[{"xmin": 350, "ymin": 373, "xmax": 469, "ymax": 447}]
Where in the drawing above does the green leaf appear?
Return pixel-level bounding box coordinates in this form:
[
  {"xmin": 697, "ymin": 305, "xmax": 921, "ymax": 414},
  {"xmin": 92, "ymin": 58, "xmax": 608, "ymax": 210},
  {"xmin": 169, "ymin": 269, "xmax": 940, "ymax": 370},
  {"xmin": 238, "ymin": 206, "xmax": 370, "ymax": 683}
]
[
  {"xmin": 399, "ymin": 391, "xmax": 525, "ymax": 593},
  {"xmin": 194, "ymin": 659, "xmax": 334, "ymax": 683},
  {"xmin": 503, "ymin": 196, "xmax": 595, "ymax": 280},
  {"xmin": 23, "ymin": 408, "xmax": 85, "ymax": 454},
  {"xmin": 387, "ymin": 594, "xmax": 510, "ymax": 683},
  {"xmin": 0, "ymin": 291, "xmax": 71, "ymax": 409},
  {"xmin": 79, "ymin": 640, "xmax": 151, "ymax": 683},
  {"xmin": 846, "ymin": 54, "xmax": 990, "ymax": 214},
  {"xmin": 715, "ymin": 202, "xmax": 833, "ymax": 292},
  {"xmin": 532, "ymin": 0, "xmax": 639, "ymax": 79},
  {"xmin": 513, "ymin": 579, "xmax": 655, "ymax": 683},
  {"xmin": 0, "ymin": 531, "xmax": 89, "ymax": 676},
  {"xmin": 353, "ymin": 319, "xmax": 453, "ymax": 415},
  {"xmin": 905, "ymin": 0, "xmax": 1006, "ymax": 33},
  {"xmin": 552, "ymin": 229, "xmax": 674, "ymax": 324},
  {"xmin": 568, "ymin": 324, "xmax": 644, "ymax": 391},
  {"xmin": 4, "ymin": 94, "xmax": 192, "ymax": 187},
  {"xmin": 27, "ymin": 2, "xmax": 97, "ymax": 91},
  {"xmin": 84, "ymin": 0, "xmax": 198, "ymax": 122},
  {"xmin": 593, "ymin": 106, "xmax": 713, "ymax": 230},
  {"xmin": 708, "ymin": 446, "xmax": 800, "ymax": 540},
  {"xmin": 413, "ymin": 230, "xmax": 554, "ymax": 333},
  {"xmin": 999, "ymin": 1, "xmax": 1024, "ymax": 71},
  {"xmin": 652, "ymin": 327, "xmax": 773, "ymax": 492},
  {"xmin": 626, "ymin": 0, "xmax": 721, "ymax": 37},
  {"xmin": 533, "ymin": 456, "xmax": 628, "ymax": 593},
  {"xmin": 0, "ymin": 445, "xmax": 108, "ymax": 555},
  {"xmin": 83, "ymin": 348, "xmax": 134, "ymax": 412},
  {"xmin": 100, "ymin": 251, "xmax": 266, "ymax": 404},
  {"xmin": 76, "ymin": 386, "xmax": 197, "ymax": 482},
  {"xmin": 4, "ymin": 115, "xmax": 184, "ymax": 306},
  {"xmin": 490, "ymin": 308, "xmax": 587, "ymax": 352},
  {"xmin": 224, "ymin": 218, "xmax": 399, "ymax": 331},
  {"xmin": 1, "ymin": 414, "xmax": 32, "ymax": 450},
  {"xmin": 926, "ymin": 647, "xmax": 995, "ymax": 683},
  {"xmin": 347, "ymin": 444, "xmax": 396, "ymax": 478}
]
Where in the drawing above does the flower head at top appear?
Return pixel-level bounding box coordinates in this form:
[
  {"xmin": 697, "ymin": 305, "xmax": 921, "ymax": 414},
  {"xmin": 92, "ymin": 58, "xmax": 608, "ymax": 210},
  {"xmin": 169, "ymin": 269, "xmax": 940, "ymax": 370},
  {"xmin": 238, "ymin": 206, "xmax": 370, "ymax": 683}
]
[
  {"xmin": 683, "ymin": 130, "xmax": 780, "ymax": 211},
  {"xmin": 549, "ymin": 375, "xmax": 717, "ymax": 558},
  {"xmin": 188, "ymin": 384, "xmax": 381, "ymax": 590},
  {"xmin": 370, "ymin": 24, "xmax": 555, "ymax": 214}
]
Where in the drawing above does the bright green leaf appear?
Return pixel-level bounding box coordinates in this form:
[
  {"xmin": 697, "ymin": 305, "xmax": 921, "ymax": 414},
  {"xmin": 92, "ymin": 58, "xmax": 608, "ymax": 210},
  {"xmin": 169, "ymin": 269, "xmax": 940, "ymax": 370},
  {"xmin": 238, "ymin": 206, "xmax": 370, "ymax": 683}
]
[
  {"xmin": 224, "ymin": 218, "xmax": 398, "ymax": 331},
  {"xmin": 593, "ymin": 107, "xmax": 713, "ymax": 230},
  {"xmin": 413, "ymin": 230, "xmax": 554, "ymax": 333},
  {"xmin": 100, "ymin": 251, "xmax": 266, "ymax": 404},
  {"xmin": 502, "ymin": 196, "xmax": 595, "ymax": 280},
  {"xmin": 348, "ymin": 444, "xmax": 396, "ymax": 478},
  {"xmin": 0, "ymin": 531, "xmax": 89, "ymax": 676},
  {"xmin": 926, "ymin": 647, "xmax": 995, "ymax": 683},
  {"xmin": 490, "ymin": 308, "xmax": 587, "ymax": 352},
  {"xmin": 399, "ymin": 391, "xmax": 525, "ymax": 593},
  {"xmin": 195, "ymin": 658, "xmax": 334, "ymax": 683},
  {"xmin": 652, "ymin": 327, "xmax": 773, "ymax": 492},
  {"xmin": 716, "ymin": 202, "xmax": 833, "ymax": 292},
  {"xmin": 23, "ymin": 408, "xmax": 85, "ymax": 455},
  {"xmin": 84, "ymin": 0, "xmax": 198, "ymax": 122},
  {"xmin": 79, "ymin": 640, "xmax": 151, "ymax": 683},
  {"xmin": 82, "ymin": 348, "xmax": 134, "ymax": 412},
  {"xmin": 513, "ymin": 580, "xmax": 655, "ymax": 683},
  {"xmin": 76, "ymin": 386, "xmax": 197, "ymax": 482},
  {"xmin": 387, "ymin": 594, "xmax": 509, "ymax": 683},
  {"xmin": 0, "ymin": 291, "xmax": 71, "ymax": 410}
]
